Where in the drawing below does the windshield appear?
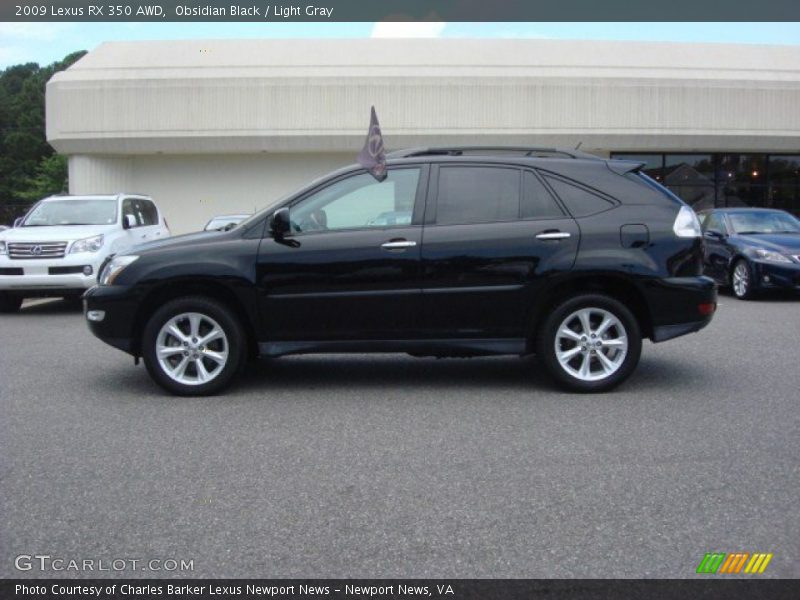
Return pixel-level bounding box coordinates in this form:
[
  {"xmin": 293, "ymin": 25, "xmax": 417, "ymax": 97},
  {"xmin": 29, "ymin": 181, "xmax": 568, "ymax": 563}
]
[
  {"xmin": 22, "ymin": 199, "xmax": 118, "ymax": 227},
  {"xmin": 728, "ymin": 211, "xmax": 800, "ymax": 235}
]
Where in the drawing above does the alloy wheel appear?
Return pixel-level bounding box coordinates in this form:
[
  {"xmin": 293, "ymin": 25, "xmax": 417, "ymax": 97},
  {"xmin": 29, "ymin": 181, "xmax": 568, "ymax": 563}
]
[
  {"xmin": 732, "ymin": 262, "xmax": 749, "ymax": 298},
  {"xmin": 554, "ymin": 307, "xmax": 628, "ymax": 382},
  {"xmin": 156, "ymin": 312, "xmax": 229, "ymax": 386}
]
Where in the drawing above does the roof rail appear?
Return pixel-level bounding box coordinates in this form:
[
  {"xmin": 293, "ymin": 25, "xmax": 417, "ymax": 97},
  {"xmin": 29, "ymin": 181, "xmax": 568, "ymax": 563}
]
[{"xmin": 386, "ymin": 146, "xmax": 602, "ymax": 160}]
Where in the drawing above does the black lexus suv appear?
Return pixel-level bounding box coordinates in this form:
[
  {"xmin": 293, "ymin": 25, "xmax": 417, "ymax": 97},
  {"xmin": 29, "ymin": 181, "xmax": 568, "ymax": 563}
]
[{"xmin": 84, "ymin": 147, "xmax": 716, "ymax": 395}]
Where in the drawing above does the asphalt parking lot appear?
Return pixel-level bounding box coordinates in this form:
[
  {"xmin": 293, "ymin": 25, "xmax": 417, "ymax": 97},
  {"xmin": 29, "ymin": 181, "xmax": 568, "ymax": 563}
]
[{"xmin": 1, "ymin": 293, "xmax": 798, "ymax": 579}]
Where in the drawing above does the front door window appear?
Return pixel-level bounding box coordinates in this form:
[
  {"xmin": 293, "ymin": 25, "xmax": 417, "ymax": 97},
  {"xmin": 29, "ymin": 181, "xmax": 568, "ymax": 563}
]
[{"xmin": 290, "ymin": 169, "xmax": 421, "ymax": 234}]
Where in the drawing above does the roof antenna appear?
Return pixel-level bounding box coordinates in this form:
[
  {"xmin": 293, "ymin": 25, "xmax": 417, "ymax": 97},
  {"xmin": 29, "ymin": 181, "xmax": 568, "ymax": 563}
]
[{"xmin": 575, "ymin": 141, "xmax": 583, "ymax": 150}]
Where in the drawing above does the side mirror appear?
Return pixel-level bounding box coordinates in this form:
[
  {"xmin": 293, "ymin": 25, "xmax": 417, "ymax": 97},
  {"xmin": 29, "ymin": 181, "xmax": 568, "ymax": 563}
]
[
  {"xmin": 270, "ymin": 208, "xmax": 291, "ymax": 237},
  {"xmin": 704, "ymin": 229, "xmax": 724, "ymax": 240},
  {"xmin": 13, "ymin": 217, "xmax": 23, "ymax": 228},
  {"xmin": 123, "ymin": 214, "xmax": 137, "ymax": 229}
]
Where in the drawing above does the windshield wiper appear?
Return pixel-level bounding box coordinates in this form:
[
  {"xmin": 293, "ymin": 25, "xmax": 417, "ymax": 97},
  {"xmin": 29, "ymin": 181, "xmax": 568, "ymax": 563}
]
[{"xmin": 735, "ymin": 231, "xmax": 762, "ymax": 235}]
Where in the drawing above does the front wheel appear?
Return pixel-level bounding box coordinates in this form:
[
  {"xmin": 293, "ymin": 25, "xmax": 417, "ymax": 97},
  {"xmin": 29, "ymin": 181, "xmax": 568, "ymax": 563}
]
[
  {"xmin": 731, "ymin": 259, "xmax": 755, "ymax": 300},
  {"xmin": 0, "ymin": 293, "xmax": 23, "ymax": 313},
  {"xmin": 537, "ymin": 294, "xmax": 642, "ymax": 393},
  {"xmin": 142, "ymin": 296, "xmax": 246, "ymax": 396}
]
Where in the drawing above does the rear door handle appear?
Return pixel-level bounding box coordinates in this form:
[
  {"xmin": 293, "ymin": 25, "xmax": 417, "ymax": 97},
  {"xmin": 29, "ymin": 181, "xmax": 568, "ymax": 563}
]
[
  {"xmin": 536, "ymin": 231, "xmax": 571, "ymax": 240},
  {"xmin": 381, "ymin": 240, "xmax": 417, "ymax": 250}
]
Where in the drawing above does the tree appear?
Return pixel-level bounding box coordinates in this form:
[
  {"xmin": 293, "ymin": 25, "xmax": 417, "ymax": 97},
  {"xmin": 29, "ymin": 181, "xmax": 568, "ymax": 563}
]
[
  {"xmin": 17, "ymin": 154, "xmax": 69, "ymax": 202},
  {"xmin": 0, "ymin": 51, "xmax": 87, "ymax": 223}
]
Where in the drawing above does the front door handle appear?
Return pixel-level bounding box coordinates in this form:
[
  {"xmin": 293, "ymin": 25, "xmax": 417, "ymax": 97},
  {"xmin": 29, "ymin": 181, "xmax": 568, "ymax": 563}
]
[
  {"xmin": 536, "ymin": 231, "xmax": 571, "ymax": 240},
  {"xmin": 381, "ymin": 240, "xmax": 417, "ymax": 250}
]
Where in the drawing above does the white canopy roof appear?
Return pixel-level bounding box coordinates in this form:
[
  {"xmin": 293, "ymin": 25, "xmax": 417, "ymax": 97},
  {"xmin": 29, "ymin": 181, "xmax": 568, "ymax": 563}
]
[{"xmin": 46, "ymin": 39, "xmax": 800, "ymax": 154}]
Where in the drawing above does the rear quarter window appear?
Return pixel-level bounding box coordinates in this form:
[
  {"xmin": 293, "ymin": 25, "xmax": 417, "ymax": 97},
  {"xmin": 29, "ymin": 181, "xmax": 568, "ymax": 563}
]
[{"xmin": 543, "ymin": 176, "xmax": 616, "ymax": 217}]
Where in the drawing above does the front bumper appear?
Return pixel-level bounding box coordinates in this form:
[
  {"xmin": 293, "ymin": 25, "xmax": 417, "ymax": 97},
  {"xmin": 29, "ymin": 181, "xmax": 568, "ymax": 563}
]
[
  {"xmin": 642, "ymin": 276, "xmax": 718, "ymax": 342},
  {"xmin": 0, "ymin": 254, "xmax": 105, "ymax": 296},
  {"xmin": 750, "ymin": 260, "xmax": 800, "ymax": 291},
  {"xmin": 83, "ymin": 284, "xmax": 141, "ymax": 355}
]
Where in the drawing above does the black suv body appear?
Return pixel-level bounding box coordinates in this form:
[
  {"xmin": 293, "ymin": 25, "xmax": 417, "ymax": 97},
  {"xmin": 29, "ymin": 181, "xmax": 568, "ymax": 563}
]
[{"xmin": 84, "ymin": 148, "xmax": 716, "ymax": 395}]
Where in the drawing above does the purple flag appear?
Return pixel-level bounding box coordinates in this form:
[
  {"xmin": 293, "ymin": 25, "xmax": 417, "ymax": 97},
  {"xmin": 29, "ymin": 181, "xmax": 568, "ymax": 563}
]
[{"xmin": 357, "ymin": 106, "xmax": 387, "ymax": 182}]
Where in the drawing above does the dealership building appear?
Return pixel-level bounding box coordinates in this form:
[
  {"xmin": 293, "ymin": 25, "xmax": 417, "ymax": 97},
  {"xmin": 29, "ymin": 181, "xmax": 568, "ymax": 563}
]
[{"xmin": 46, "ymin": 38, "xmax": 800, "ymax": 233}]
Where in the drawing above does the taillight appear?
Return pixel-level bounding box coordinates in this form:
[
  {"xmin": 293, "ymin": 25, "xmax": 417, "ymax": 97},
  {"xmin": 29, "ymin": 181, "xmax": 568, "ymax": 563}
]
[
  {"xmin": 673, "ymin": 206, "xmax": 702, "ymax": 238},
  {"xmin": 697, "ymin": 302, "xmax": 716, "ymax": 316}
]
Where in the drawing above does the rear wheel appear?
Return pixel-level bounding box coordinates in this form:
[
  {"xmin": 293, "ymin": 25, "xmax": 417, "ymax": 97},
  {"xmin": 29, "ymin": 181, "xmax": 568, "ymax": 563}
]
[
  {"xmin": 537, "ymin": 294, "xmax": 642, "ymax": 393},
  {"xmin": 0, "ymin": 293, "xmax": 23, "ymax": 313},
  {"xmin": 731, "ymin": 259, "xmax": 754, "ymax": 300},
  {"xmin": 142, "ymin": 296, "xmax": 246, "ymax": 396}
]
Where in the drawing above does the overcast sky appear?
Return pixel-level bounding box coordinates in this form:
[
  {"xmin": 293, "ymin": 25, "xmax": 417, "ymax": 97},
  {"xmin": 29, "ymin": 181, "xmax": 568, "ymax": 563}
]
[{"xmin": 1, "ymin": 22, "xmax": 799, "ymax": 68}]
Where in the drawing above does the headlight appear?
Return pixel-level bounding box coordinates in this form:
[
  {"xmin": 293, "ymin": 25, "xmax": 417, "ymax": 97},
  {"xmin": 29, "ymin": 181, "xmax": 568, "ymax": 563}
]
[
  {"xmin": 0, "ymin": 241, "xmax": 6, "ymax": 255},
  {"xmin": 673, "ymin": 206, "xmax": 702, "ymax": 238},
  {"xmin": 747, "ymin": 247, "xmax": 792, "ymax": 263},
  {"xmin": 70, "ymin": 234, "xmax": 104, "ymax": 253},
  {"xmin": 99, "ymin": 255, "xmax": 138, "ymax": 285}
]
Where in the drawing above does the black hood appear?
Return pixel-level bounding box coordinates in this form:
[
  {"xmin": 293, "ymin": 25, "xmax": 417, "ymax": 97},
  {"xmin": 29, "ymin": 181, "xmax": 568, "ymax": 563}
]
[
  {"xmin": 736, "ymin": 233, "xmax": 800, "ymax": 254},
  {"xmin": 130, "ymin": 229, "xmax": 231, "ymax": 255}
]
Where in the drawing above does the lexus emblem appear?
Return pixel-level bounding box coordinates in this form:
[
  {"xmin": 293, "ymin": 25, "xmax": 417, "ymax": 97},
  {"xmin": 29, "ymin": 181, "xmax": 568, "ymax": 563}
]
[{"xmin": 31, "ymin": 245, "xmax": 42, "ymax": 256}]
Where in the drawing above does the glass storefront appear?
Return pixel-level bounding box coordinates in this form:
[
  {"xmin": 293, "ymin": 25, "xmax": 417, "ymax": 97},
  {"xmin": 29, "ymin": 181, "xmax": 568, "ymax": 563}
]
[{"xmin": 610, "ymin": 153, "xmax": 800, "ymax": 216}]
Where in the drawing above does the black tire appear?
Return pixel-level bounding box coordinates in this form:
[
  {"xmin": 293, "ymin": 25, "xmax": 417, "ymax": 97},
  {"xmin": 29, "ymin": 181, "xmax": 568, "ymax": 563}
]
[
  {"xmin": 0, "ymin": 293, "xmax": 23, "ymax": 313},
  {"xmin": 141, "ymin": 296, "xmax": 246, "ymax": 396},
  {"xmin": 731, "ymin": 259, "xmax": 755, "ymax": 300},
  {"xmin": 536, "ymin": 294, "xmax": 642, "ymax": 393}
]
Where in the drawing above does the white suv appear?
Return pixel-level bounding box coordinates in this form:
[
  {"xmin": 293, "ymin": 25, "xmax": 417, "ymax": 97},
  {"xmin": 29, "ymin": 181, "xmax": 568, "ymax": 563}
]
[{"xmin": 0, "ymin": 194, "xmax": 169, "ymax": 312}]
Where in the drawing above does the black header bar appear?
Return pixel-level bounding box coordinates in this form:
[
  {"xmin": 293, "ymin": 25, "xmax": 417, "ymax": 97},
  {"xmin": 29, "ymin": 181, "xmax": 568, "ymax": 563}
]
[{"xmin": 3, "ymin": 0, "xmax": 800, "ymax": 22}]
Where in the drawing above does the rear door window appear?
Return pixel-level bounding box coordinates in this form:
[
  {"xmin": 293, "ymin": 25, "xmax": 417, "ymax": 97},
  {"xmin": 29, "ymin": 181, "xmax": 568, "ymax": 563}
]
[
  {"xmin": 435, "ymin": 166, "xmax": 520, "ymax": 225},
  {"xmin": 522, "ymin": 171, "xmax": 565, "ymax": 219}
]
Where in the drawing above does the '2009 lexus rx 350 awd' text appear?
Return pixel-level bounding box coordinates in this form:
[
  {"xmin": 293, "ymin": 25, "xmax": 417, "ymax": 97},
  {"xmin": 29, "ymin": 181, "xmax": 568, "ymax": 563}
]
[{"xmin": 84, "ymin": 147, "xmax": 716, "ymax": 395}]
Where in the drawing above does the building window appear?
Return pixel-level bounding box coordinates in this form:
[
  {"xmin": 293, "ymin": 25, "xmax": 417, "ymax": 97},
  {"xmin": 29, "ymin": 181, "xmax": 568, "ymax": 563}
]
[
  {"xmin": 611, "ymin": 152, "xmax": 800, "ymax": 216},
  {"xmin": 663, "ymin": 154, "xmax": 715, "ymax": 211},
  {"xmin": 768, "ymin": 155, "xmax": 800, "ymax": 214},
  {"xmin": 616, "ymin": 154, "xmax": 664, "ymax": 182}
]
